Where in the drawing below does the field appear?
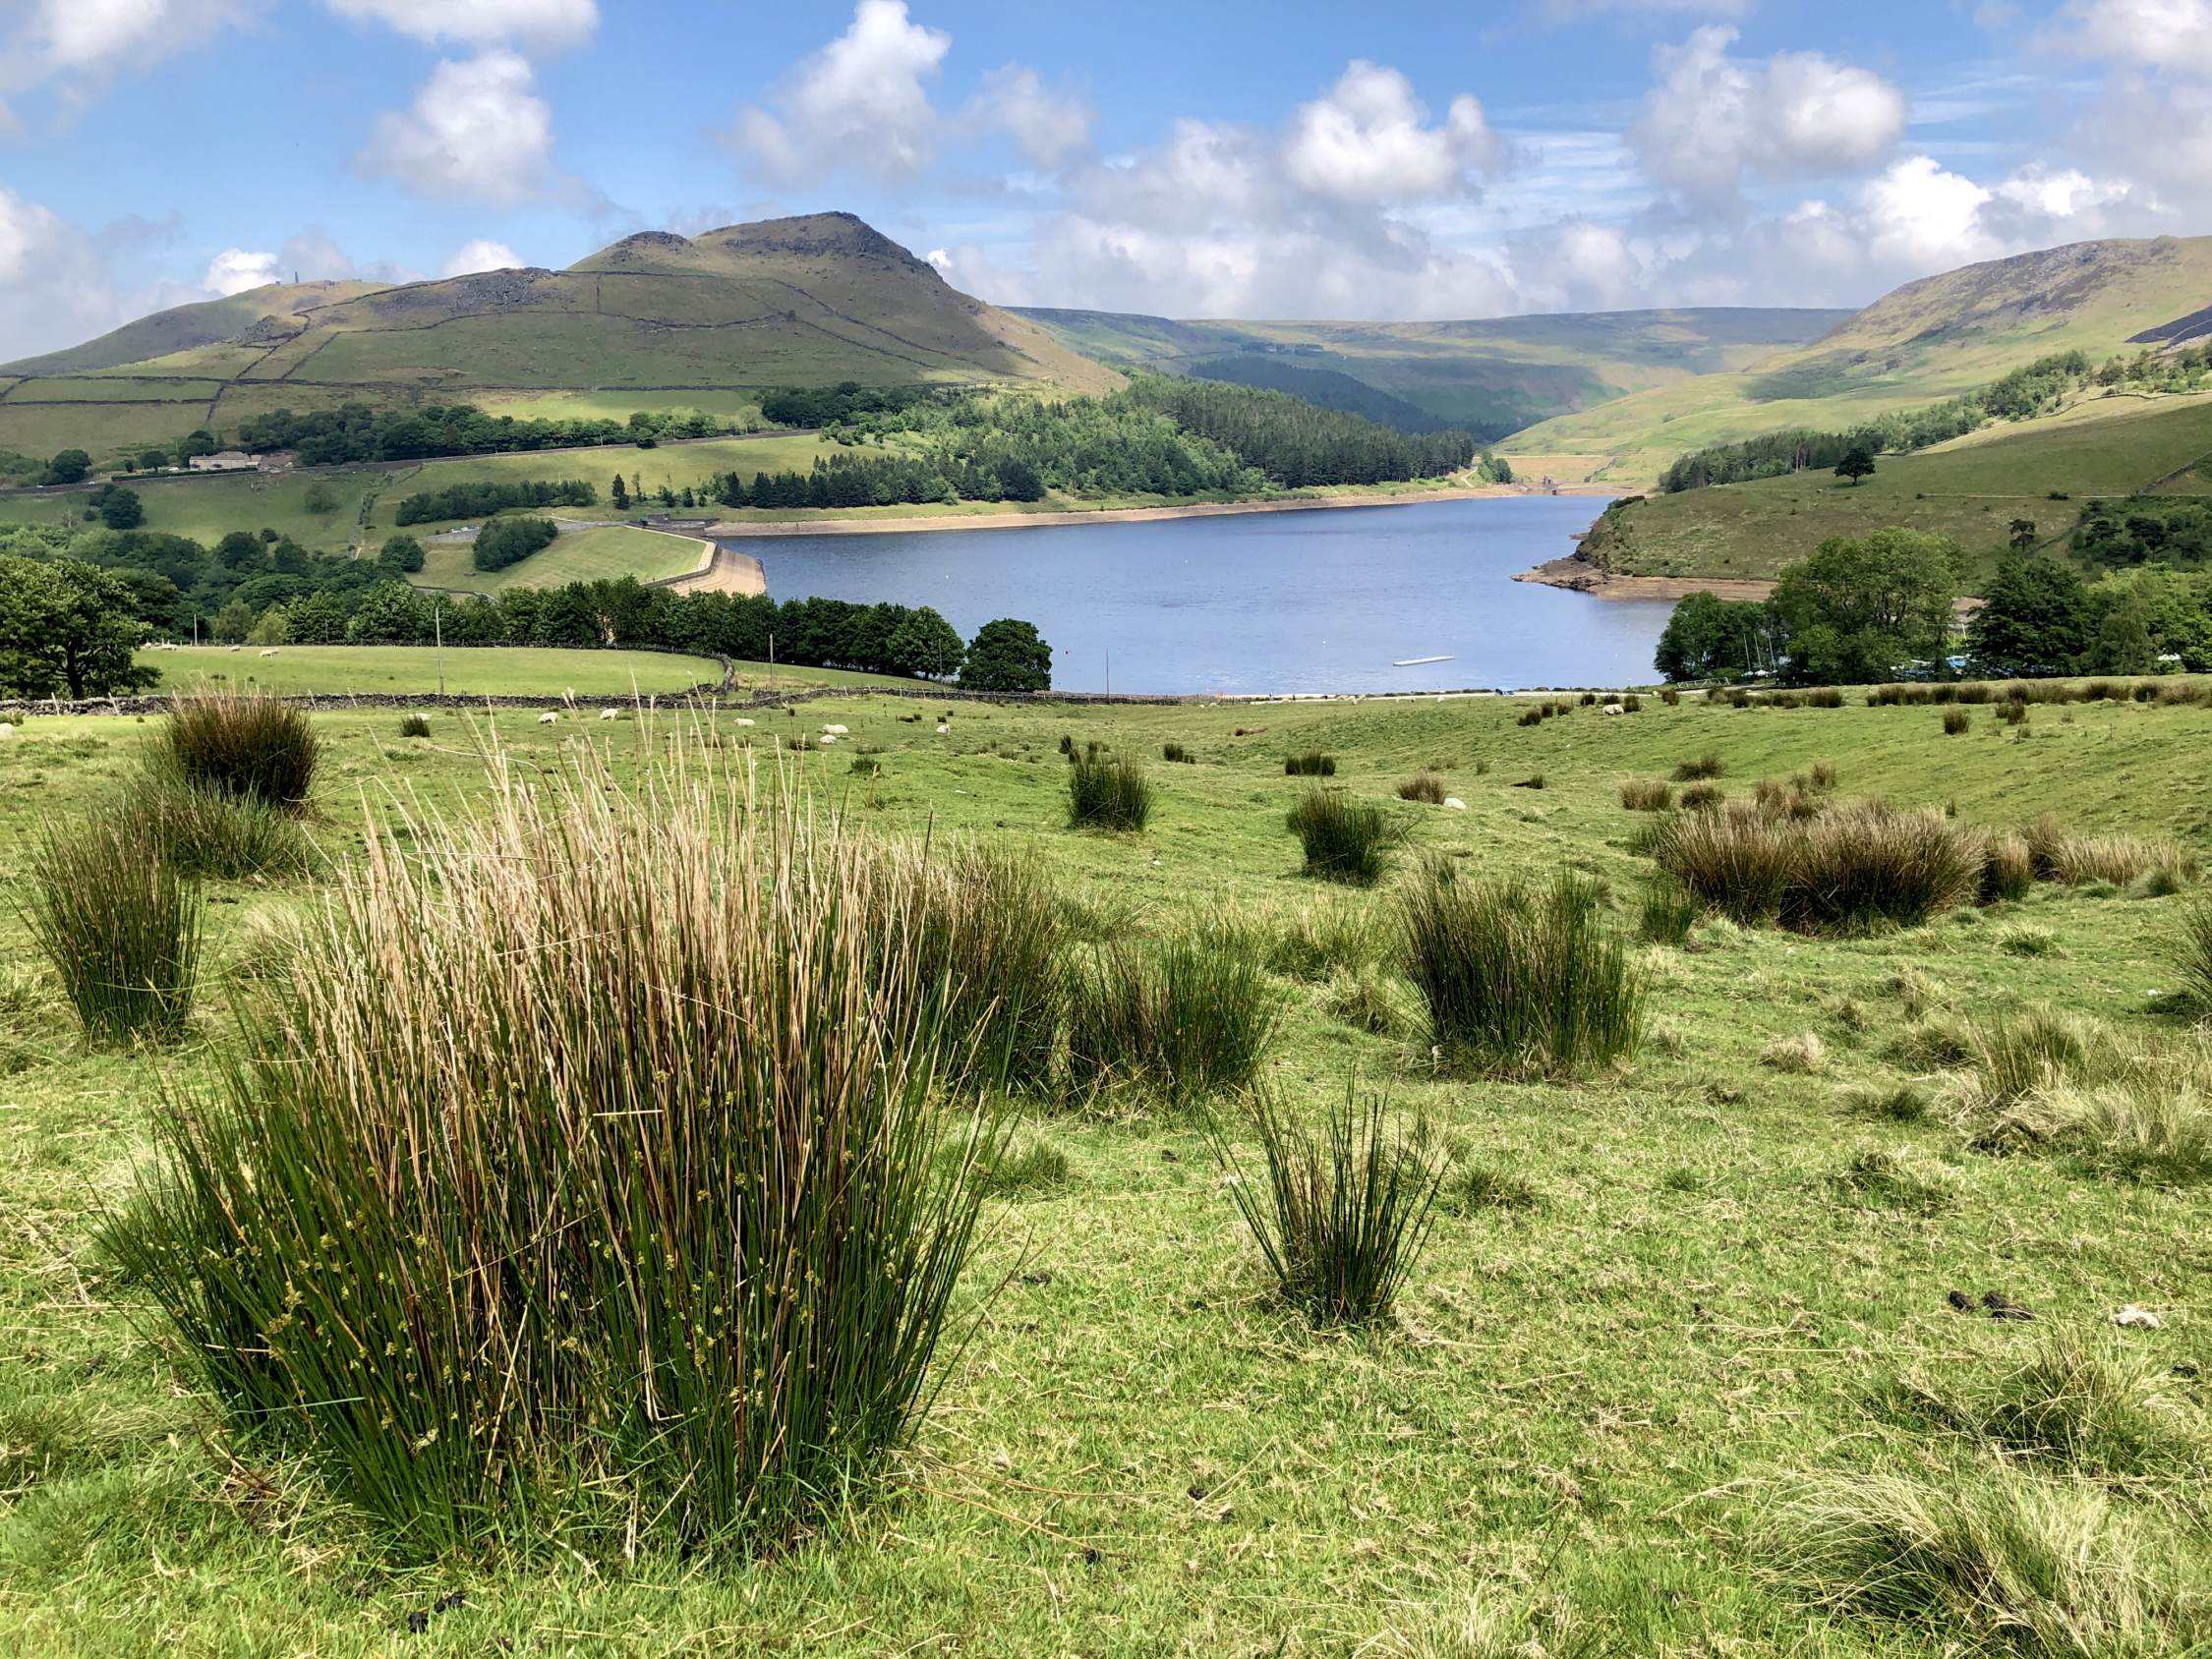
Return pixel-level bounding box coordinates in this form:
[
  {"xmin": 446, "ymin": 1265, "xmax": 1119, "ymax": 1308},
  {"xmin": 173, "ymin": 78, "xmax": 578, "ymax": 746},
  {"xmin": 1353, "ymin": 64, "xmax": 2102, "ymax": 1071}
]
[
  {"xmin": 2, "ymin": 674, "xmax": 2209, "ymax": 1653},
  {"xmin": 413, "ymin": 525, "xmax": 707, "ymax": 594},
  {"xmin": 0, "ymin": 468, "xmax": 388, "ymax": 555},
  {"xmin": 1582, "ymin": 391, "xmax": 2212, "ymax": 583},
  {"xmin": 133, "ymin": 644, "xmax": 916, "ymax": 697}
]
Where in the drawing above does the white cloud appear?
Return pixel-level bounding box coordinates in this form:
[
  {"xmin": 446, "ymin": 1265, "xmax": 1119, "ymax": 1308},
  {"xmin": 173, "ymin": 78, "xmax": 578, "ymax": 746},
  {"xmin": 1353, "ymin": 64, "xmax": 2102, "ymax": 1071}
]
[
  {"xmin": 971, "ymin": 64, "xmax": 1093, "ymax": 168},
  {"xmin": 203, "ymin": 247, "xmax": 282, "ymax": 295},
  {"xmin": 1538, "ymin": 0, "xmax": 1753, "ymax": 16},
  {"xmin": 357, "ymin": 51, "xmax": 558, "ymax": 204},
  {"xmin": 320, "ymin": 0, "xmax": 597, "ymax": 47},
  {"xmin": 0, "ymin": 189, "xmax": 146, "ymax": 359},
  {"xmin": 440, "ymin": 237, "xmax": 520, "ymax": 276},
  {"xmin": 1282, "ymin": 61, "xmax": 1501, "ymax": 203},
  {"xmin": 1, "ymin": 0, "xmax": 259, "ymax": 119},
  {"xmin": 2056, "ymin": 0, "xmax": 2212, "ymax": 75},
  {"xmin": 729, "ymin": 0, "xmax": 951, "ymax": 184},
  {"xmin": 200, "ymin": 228, "xmax": 408, "ymax": 296},
  {"xmin": 1630, "ymin": 27, "xmax": 1905, "ymax": 203}
]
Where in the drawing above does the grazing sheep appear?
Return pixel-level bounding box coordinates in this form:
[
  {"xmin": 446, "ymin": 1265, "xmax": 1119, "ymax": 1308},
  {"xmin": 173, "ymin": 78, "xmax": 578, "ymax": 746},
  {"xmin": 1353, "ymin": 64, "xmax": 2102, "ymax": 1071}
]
[
  {"xmin": 259, "ymin": 649, "xmax": 279, "ymax": 658},
  {"xmin": 936, "ymin": 723, "xmax": 951, "ymax": 734},
  {"xmin": 539, "ymin": 712, "xmax": 558, "ymax": 725},
  {"xmin": 227, "ymin": 645, "xmax": 241, "ymax": 653},
  {"xmin": 1601, "ymin": 704, "xmax": 1625, "ymax": 716},
  {"xmin": 733, "ymin": 717, "xmax": 756, "ymax": 727},
  {"xmin": 823, "ymin": 723, "xmax": 848, "ymax": 735},
  {"xmin": 598, "ymin": 708, "xmax": 618, "ymax": 721},
  {"xmin": 1443, "ymin": 796, "xmax": 1467, "ymax": 811},
  {"xmin": 819, "ymin": 734, "xmax": 839, "ymax": 746}
]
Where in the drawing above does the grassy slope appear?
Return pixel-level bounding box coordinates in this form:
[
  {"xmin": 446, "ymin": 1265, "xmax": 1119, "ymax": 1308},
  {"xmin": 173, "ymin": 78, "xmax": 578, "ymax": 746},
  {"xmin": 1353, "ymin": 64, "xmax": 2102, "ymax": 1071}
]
[
  {"xmin": 414, "ymin": 525, "xmax": 705, "ymax": 594},
  {"xmin": 1584, "ymin": 390, "xmax": 2212, "ymax": 583},
  {"xmin": 0, "ymin": 216, "xmax": 1117, "ymax": 464},
  {"xmin": 135, "ymin": 645, "xmax": 912, "ymax": 695},
  {"xmin": 0, "ymin": 468, "xmax": 388, "ymax": 552},
  {"xmin": 1, "ymin": 688, "xmax": 2208, "ymax": 1652},
  {"xmin": 1017, "ymin": 306, "xmax": 1850, "ymax": 433},
  {"xmin": 1510, "ymin": 234, "xmax": 2212, "ymax": 467}
]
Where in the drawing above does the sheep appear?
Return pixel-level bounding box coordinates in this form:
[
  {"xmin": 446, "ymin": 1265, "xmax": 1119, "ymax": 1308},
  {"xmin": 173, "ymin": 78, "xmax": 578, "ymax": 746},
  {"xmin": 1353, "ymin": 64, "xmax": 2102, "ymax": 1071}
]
[
  {"xmin": 1600, "ymin": 703, "xmax": 1625, "ymax": 716},
  {"xmin": 936, "ymin": 723, "xmax": 951, "ymax": 734},
  {"xmin": 1443, "ymin": 796, "xmax": 1468, "ymax": 811},
  {"xmin": 0, "ymin": 722, "xmax": 13, "ymax": 739},
  {"xmin": 733, "ymin": 717, "xmax": 756, "ymax": 727},
  {"xmin": 226, "ymin": 645, "xmax": 241, "ymax": 654},
  {"xmin": 819, "ymin": 734, "xmax": 839, "ymax": 746},
  {"xmin": 822, "ymin": 723, "xmax": 849, "ymax": 735},
  {"xmin": 598, "ymin": 708, "xmax": 618, "ymax": 721},
  {"xmin": 259, "ymin": 649, "xmax": 280, "ymax": 658},
  {"xmin": 539, "ymin": 712, "xmax": 558, "ymax": 725}
]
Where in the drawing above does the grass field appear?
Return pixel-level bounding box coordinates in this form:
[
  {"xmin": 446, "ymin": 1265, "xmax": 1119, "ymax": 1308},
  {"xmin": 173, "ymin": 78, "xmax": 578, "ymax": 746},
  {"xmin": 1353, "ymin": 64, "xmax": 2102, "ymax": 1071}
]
[
  {"xmin": 2, "ymin": 679, "xmax": 2208, "ymax": 1652},
  {"xmin": 0, "ymin": 469, "xmax": 387, "ymax": 555},
  {"xmin": 412, "ymin": 524, "xmax": 707, "ymax": 594},
  {"xmin": 134, "ymin": 644, "xmax": 922, "ymax": 696},
  {"xmin": 1583, "ymin": 391, "xmax": 2212, "ymax": 583}
]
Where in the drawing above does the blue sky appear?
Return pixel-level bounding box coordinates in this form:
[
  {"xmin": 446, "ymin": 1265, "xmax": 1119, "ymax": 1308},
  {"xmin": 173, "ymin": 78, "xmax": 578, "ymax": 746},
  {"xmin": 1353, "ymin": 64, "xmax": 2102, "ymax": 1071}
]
[{"xmin": 0, "ymin": 0, "xmax": 2201, "ymax": 358}]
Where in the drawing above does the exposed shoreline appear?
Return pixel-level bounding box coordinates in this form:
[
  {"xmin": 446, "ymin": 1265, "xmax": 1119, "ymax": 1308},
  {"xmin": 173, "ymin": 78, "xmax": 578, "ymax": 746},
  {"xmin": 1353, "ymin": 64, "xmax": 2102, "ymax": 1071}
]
[
  {"xmin": 1511, "ymin": 550, "xmax": 1776, "ymax": 603},
  {"xmin": 699, "ymin": 481, "xmax": 1619, "ymax": 541}
]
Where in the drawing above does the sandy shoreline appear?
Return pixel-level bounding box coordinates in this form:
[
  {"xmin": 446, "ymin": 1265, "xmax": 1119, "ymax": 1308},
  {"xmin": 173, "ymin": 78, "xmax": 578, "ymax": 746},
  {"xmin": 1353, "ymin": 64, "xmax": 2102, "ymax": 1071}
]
[
  {"xmin": 700, "ymin": 482, "xmax": 1619, "ymax": 541},
  {"xmin": 1511, "ymin": 551, "xmax": 1776, "ymax": 603}
]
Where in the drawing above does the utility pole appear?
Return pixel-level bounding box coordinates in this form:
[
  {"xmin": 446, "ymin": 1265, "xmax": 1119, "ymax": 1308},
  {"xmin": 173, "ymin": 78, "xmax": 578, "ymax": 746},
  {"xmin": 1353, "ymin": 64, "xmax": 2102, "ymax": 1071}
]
[
  {"xmin": 769, "ymin": 631, "xmax": 776, "ymax": 693},
  {"xmin": 435, "ymin": 601, "xmax": 445, "ymax": 697}
]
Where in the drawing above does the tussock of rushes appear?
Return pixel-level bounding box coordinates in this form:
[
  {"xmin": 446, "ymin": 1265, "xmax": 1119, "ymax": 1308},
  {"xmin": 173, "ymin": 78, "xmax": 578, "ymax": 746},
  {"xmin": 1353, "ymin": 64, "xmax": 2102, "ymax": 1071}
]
[
  {"xmin": 1618, "ymin": 777, "xmax": 1672, "ymax": 812},
  {"xmin": 104, "ymin": 742, "xmax": 999, "ymax": 1555},
  {"xmin": 1286, "ymin": 787, "xmax": 1406, "ymax": 886},
  {"xmin": 397, "ymin": 712, "xmax": 433, "ymax": 739},
  {"xmin": 26, "ymin": 803, "xmax": 202, "ymax": 1045},
  {"xmin": 1215, "ymin": 1090, "xmax": 1444, "ymax": 1328},
  {"xmin": 1067, "ymin": 747, "xmax": 1152, "ymax": 831},
  {"xmin": 1759, "ymin": 1467, "xmax": 2210, "ymax": 1652},
  {"xmin": 1397, "ymin": 772, "xmax": 1446, "ymax": 804},
  {"xmin": 1284, "ymin": 751, "xmax": 1337, "ymax": 777},
  {"xmin": 1638, "ymin": 881, "xmax": 1700, "ymax": 946},
  {"xmin": 1672, "ymin": 754, "xmax": 1725, "ymax": 781},
  {"xmin": 1762, "ymin": 1031, "xmax": 1828, "ymax": 1074},
  {"xmin": 1896, "ymin": 1328, "xmax": 2206, "ymax": 1479},
  {"xmin": 159, "ymin": 690, "xmax": 320, "ymax": 812},
  {"xmin": 902, "ymin": 844, "xmax": 1068, "ymax": 1097},
  {"xmin": 2024, "ymin": 815, "xmax": 2195, "ymax": 889},
  {"xmin": 1979, "ymin": 831, "xmax": 2034, "ymax": 904},
  {"xmin": 131, "ymin": 770, "xmax": 312, "ymax": 881},
  {"xmin": 1064, "ymin": 931, "xmax": 1279, "ymax": 1109},
  {"xmin": 2182, "ymin": 897, "xmax": 2212, "ymax": 1013},
  {"xmin": 1401, "ymin": 864, "xmax": 1643, "ymax": 1079},
  {"xmin": 1321, "ymin": 963, "xmax": 1415, "ymax": 1037},
  {"xmin": 1262, "ymin": 903, "xmax": 1374, "ymax": 981},
  {"xmin": 1649, "ymin": 801, "xmax": 1980, "ymax": 934}
]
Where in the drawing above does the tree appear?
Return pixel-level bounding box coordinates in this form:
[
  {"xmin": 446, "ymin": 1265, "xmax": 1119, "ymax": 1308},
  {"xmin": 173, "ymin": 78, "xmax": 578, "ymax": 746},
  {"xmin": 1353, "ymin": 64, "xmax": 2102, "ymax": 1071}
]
[
  {"xmin": 96, "ymin": 486, "xmax": 144, "ymax": 530},
  {"xmin": 136, "ymin": 449, "xmax": 172, "ymax": 472},
  {"xmin": 211, "ymin": 599, "xmax": 255, "ymax": 643},
  {"xmin": 959, "ymin": 618, "xmax": 1051, "ymax": 692},
  {"xmin": 611, "ymin": 474, "xmax": 629, "ymax": 510},
  {"xmin": 377, "ymin": 534, "xmax": 426, "ymax": 574},
  {"xmin": 43, "ymin": 448, "xmax": 90, "ymax": 486},
  {"xmin": 0, "ymin": 554, "xmax": 161, "ymax": 699},
  {"xmin": 2008, "ymin": 518, "xmax": 2038, "ymax": 551},
  {"xmin": 1770, "ymin": 529, "xmax": 1958, "ymax": 684},
  {"xmin": 1655, "ymin": 591, "xmax": 1775, "ymax": 682},
  {"xmin": 1834, "ymin": 445, "xmax": 1876, "ymax": 486},
  {"xmin": 1967, "ymin": 553, "xmax": 2093, "ymax": 677},
  {"xmin": 303, "ymin": 482, "xmax": 339, "ymax": 514},
  {"xmin": 215, "ymin": 530, "xmax": 264, "ymax": 572},
  {"xmin": 884, "ymin": 605, "xmax": 964, "ymax": 679}
]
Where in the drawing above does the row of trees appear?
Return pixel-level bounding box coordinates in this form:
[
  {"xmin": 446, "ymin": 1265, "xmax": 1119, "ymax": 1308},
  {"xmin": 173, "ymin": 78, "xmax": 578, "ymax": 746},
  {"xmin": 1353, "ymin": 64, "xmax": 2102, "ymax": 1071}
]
[
  {"xmin": 393, "ymin": 479, "xmax": 598, "ymax": 525},
  {"xmin": 2073, "ymin": 498, "xmax": 2212, "ymax": 571},
  {"xmin": 472, "ymin": 517, "xmax": 559, "ymax": 572},
  {"xmin": 232, "ymin": 403, "xmax": 740, "ymax": 468},
  {"xmin": 1119, "ymin": 374, "xmax": 1490, "ymax": 486},
  {"xmin": 1655, "ymin": 527, "xmax": 2212, "ymax": 683}
]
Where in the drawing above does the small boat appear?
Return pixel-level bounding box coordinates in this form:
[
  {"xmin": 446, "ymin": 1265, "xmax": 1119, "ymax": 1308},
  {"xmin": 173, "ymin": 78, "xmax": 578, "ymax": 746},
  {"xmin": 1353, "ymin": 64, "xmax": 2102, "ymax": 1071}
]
[{"xmin": 1392, "ymin": 654, "xmax": 1455, "ymax": 667}]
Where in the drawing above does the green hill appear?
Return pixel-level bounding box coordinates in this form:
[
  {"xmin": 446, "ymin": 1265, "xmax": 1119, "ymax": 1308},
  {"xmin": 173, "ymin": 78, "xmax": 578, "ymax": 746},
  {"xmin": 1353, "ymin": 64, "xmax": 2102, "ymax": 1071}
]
[
  {"xmin": 1012, "ymin": 306, "xmax": 1848, "ymax": 439},
  {"xmin": 0, "ymin": 214, "xmax": 1119, "ymax": 464},
  {"xmin": 1511, "ymin": 235, "xmax": 2212, "ymax": 469},
  {"xmin": 1575, "ymin": 389, "xmax": 2212, "ymax": 585}
]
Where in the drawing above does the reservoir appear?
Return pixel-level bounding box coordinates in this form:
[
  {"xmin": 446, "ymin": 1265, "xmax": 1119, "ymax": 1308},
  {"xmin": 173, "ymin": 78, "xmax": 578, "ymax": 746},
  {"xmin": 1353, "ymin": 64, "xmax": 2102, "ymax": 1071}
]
[{"xmin": 720, "ymin": 494, "xmax": 1670, "ymax": 695}]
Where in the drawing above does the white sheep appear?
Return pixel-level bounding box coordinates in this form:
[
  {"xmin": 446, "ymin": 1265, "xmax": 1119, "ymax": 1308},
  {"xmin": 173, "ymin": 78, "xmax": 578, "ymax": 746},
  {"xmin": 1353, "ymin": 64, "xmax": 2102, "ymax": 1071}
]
[
  {"xmin": 0, "ymin": 722, "xmax": 14, "ymax": 739},
  {"xmin": 599, "ymin": 708, "xmax": 618, "ymax": 721},
  {"xmin": 226, "ymin": 645, "xmax": 241, "ymax": 654},
  {"xmin": 936, "ymin": 723, "xmax": 951, "ymax": 734},
  {"xmin": 819, "ymin": 734, "xmax": 839, "ymax": 746},
  {"xmin": 1601, "ymin": 703, "xmax": 1626, "ymax": 716},
  {"xmin": 1443, "ymin": 796, "xmax": 1468, "ymax": 811},
  {"xmin": 733, "ymin": 717, "xmax": 756, "ymax": 727},
  {"xmin": 822, "ymin": 723, "xmax": 848, "ymax": 735},
  {"xmin": 539, "ymin": 712, "xmax": 558, "ymax": 725},
  {"xmin": 258, "ymin": 648, "xmax": 279, "ymax": 658}
]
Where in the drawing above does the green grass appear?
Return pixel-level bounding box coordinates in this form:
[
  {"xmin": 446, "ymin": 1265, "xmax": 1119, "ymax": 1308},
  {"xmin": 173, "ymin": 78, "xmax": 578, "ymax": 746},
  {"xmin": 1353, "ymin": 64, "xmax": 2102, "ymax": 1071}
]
[
  {"xmin": 1, "ymin": 687, "xmax": 2209, "ymax": 1649},
  {"xmin": 412, "ymin": 524, "xmax": 708, "ymax": 594},
  {"xmin": 0, "ymin": 467, "xmax": 385, "ymax": 554},
  {"xmin": 138, "ymin": 644, "xmax": 728, "ymax": 697}
]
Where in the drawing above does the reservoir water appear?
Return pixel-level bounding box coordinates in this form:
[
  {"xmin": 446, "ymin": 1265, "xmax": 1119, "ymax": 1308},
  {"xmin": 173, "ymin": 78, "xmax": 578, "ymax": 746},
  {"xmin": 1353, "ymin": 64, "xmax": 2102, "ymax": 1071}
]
[{"xmin": 720, "ymin": 494, "xmax": 1671, "ymax": 695}]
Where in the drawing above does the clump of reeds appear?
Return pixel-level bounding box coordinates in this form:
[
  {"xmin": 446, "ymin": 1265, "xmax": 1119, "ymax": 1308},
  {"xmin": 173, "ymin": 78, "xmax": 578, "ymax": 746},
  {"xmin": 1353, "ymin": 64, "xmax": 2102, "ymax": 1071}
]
[
  {"xmin": 1679, "ymin": 781, "xmax": 1724, "ymax": 811},
  {"xmin": 2022, "ymin": 815, "xmax": 2195, "ymax": 889},
  {"xmin": 1648, "ymin": 801, "xmax": 1980, "ymax": 934},
  {"xmin": 1673, "ymin": 753, "xmax": 1725, "ymax": 781},
  {"xmin": 1068, "ymin": 745, "xmax": 1153, "ymax": 831},
  {"xmin": 24, "ymin": 803, "xmax": 203, "ymax": 1045},
  {"xmin": 1943, "ymin": 708, "xmax": 1972, "ymax": 735},
  {"xmin": 1286, "ymin": 787, "xmax": 1406, "ymax": 885},
  {"xmin": 1063, "ymin": 931, "xmax": 1279, "ymax": 1109},
  {"xmin": 1398, "ymin": 772, "xmax": 1446, "ymax": 804},
  {"xmin": 1263, "ymin": 903, "xmax": 1375, "ymax": 981},
  {"xmin": 903, "ymin": 843, "xmax": 1068, "ymax": 1097},
  {"xmin": 1213, "ymin": 1090, "xmax": 1444, "ymax": 1328},
  {"xmin": 2182, "ymin": 897, "xmax": 2212, "ymax": 1013},
  {"xmin": 1285, "ymin": 751, "xmax": 1337, "ymax": 777},
  {"xmin": 1161, "ymin": 741, "xmax": 1194, "ymax": 763},
  {"xmin": 158, "ymin": 690, "xmax": 320, "ymax": 812},
  {"xmin": 1978, "ymin": 830, "xmax": 2034, "ymax": 904},
  {"xmin": 1638, "ymin": 881, "xmax": 1701, "ymax": 945},
  {"xmin": 398, "ymin": 712, "xmax": 433, "ymax": 738},
  {"xmin": 1757, "ymin": 1467, "xmax": 2209, "ymax": 1650},
  {"xmin": 1619, "ymin": 777, "xmax": 1673, "ymax": 812},
  {"xmin": 128, "ymin": 769, "xmax": 312, "ymax": 881},
  {"xmin": 1400, "ymin": 864, "xmax": 1643, "ymax": 1079},
  {"xmin": 104, "ymin": 742, "xmax": 997, "ymax": 1555}
]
